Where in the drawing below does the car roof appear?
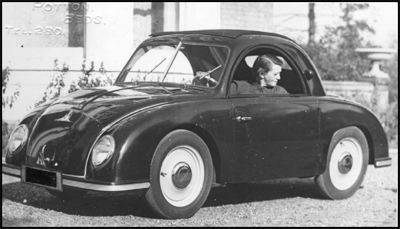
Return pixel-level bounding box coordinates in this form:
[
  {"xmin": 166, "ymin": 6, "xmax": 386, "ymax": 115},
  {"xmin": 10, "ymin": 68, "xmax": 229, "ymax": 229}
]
[{"xmin": 150, "ymin": 29, "xmax": 296, "ymax": 43}]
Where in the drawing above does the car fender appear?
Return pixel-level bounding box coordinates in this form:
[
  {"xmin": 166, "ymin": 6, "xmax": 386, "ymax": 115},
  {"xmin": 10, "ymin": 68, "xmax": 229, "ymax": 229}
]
[
  {"xmin": 318, "ymin": 97, "xmax": 389, "ymax": 173},
  {"xmin": 86, "ymin": 98, "xmax": 233, "ymax": 184}
]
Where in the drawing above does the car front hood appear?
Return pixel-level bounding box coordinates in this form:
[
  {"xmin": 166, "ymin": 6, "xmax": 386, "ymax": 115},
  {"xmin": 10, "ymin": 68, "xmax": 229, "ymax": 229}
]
[
  {"xmin": 47, "ymin": 85, "xmax": 174, "ymax": 124},
  {"xmin": 24, "ymin": 85, "xmax": 204, "ymax": 175}
]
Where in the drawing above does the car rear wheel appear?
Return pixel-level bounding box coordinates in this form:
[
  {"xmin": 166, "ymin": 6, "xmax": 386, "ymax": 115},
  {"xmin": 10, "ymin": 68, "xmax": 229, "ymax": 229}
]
[
  {"xmin": 315, "ymin": 127, "xmax": 368, "ymax": 199},
  {"xmin": 145, "ymin": 129, "xmax": 213, "ymax": 219}
]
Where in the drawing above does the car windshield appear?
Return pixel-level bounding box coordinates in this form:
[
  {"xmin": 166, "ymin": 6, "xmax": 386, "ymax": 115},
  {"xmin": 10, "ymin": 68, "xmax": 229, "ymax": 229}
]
[{"xmin": 117, "ymin": 42, "xmax": 228, "ymax": 88}]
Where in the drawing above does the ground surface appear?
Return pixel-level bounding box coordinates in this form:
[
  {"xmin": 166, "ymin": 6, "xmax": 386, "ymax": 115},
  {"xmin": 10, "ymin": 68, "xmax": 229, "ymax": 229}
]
[{"xmin": 2, "ymin": 152, "xmax": 398, "ymax": 227}]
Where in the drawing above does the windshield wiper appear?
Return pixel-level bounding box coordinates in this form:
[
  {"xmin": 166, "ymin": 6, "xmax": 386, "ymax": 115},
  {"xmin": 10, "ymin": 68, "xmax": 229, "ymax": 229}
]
[{"xmin": 143, "ymin": 57, "xmax": 166, "ymax": 81}]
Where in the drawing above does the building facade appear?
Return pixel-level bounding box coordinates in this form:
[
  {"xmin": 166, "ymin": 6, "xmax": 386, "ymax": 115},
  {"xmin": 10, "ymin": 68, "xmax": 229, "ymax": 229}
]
[{"xmin": 2, "ymin": 2, "xmax": 274, "ymax": 122}]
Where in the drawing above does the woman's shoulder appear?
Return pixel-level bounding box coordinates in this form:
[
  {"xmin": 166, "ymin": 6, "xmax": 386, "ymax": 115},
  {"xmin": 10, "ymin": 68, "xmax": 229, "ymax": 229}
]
[
  {"xmin": 231, "ymin": 80, "xmax": 253, "ymax": 94},
  {"xmin": 275, "ymin": 85, "xmax": 289, "ymax": 94}
]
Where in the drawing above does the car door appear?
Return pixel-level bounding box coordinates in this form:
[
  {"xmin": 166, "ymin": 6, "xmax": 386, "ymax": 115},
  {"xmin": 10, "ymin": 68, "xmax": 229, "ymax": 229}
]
[{"xmin": 227, "ymin": 51, "xmax": 321, "ymax": 183}]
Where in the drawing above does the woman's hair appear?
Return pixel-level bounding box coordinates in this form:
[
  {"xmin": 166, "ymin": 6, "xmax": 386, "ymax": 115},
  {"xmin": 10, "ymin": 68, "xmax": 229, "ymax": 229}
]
[{"xmin": 251, "ymin": 54, "xmax": 283, "ymax": 80}]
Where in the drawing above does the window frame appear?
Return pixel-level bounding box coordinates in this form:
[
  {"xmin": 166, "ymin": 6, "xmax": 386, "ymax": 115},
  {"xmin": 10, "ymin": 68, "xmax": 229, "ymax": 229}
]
[{"xmin": 228, "ymin": 45, "xmax": 311, "ymax": 97}]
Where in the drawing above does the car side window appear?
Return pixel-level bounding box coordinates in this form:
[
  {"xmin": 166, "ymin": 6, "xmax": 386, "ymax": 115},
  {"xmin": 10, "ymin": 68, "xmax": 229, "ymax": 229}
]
[{"xmin": 230, "ymin": 49, "xmax": 306, "ymax": 95}]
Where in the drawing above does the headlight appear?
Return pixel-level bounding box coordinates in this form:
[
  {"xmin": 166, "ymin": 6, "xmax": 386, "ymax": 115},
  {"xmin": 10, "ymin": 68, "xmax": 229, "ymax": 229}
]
[
  {"xmin": 91, "ymin": 135, "xmax": 115, "ymax": 169},
  {"xmin": 8, "ymin": 124, "xmax": 29, "ymax": 154}
]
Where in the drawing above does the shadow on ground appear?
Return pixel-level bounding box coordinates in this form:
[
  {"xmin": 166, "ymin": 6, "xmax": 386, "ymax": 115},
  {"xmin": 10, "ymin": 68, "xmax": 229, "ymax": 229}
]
[
  {"xmin": 2, "ymin": 177, "xmax": 323, "ymax": 218},
  {"xmin": 204, "ymin": 178, "xmax": 324, "ymax": 207}
]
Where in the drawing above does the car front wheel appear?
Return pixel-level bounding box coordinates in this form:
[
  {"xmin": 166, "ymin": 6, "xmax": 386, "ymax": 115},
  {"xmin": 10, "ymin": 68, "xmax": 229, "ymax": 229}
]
[
  {"xmin": 315, "ymin": 126, "xmax": 369, "ymax": 199},
  {"xmin": 145, "ymin": 129, "xmax": 213, "ymax": 219}
]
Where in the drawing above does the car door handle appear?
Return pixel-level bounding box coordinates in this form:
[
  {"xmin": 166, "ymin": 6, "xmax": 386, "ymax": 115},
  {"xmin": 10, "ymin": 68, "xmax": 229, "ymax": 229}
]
[{"xmin": 236, "ymin": 116, "xmax": 252, "ymax": 123}]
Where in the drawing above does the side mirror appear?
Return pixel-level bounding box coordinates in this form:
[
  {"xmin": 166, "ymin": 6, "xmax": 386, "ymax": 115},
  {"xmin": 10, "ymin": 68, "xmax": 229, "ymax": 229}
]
[{"xmin": 304, "ymin": 70, "xmax": 315, "ymax": 80}]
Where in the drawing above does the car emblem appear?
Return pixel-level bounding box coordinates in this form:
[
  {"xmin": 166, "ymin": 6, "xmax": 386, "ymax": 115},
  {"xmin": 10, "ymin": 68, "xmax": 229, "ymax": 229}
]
[
  {"xmin": 54, "ymin": 110, "xmax": 74, "ymax": 123},
  {"xmin": 36, "ymin": 145, "xmax": 46, "ymax": 166},
  {"xmin": 36, "ymin": 145, "xmax": 56, "ymax": 166}
]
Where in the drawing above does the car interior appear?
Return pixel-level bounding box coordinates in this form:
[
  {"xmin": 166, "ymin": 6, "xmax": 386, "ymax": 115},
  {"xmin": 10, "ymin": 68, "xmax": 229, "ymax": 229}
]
[{"xmin": 231, "ymin": 50, "xmax": 306, "ymax": 95}]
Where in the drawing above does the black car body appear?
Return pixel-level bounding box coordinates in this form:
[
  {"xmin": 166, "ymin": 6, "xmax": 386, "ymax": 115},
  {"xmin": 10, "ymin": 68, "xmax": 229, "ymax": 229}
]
[{"xmin": 2, "ymin": 30, "xmax": 392, "ymax": 219}]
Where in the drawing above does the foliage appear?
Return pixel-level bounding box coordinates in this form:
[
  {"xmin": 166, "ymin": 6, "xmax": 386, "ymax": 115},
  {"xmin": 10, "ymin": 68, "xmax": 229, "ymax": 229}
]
[
  {"xmin": 2, "ymin": 67, "xmax": 20, "ymax": 156},
  {"xmin": 338, "ymin": 88, "xmax": 398, "ymax": 148},
  {"xmin": 36, "ymin": 60, "xmax": 114, "ymax": 107},
  {"xmin": 382, "ymin": 100, "xmax": 398, "ymax": 148},
  {"xmin": 68, "ymin": 60, "xmax": 114, "ymax": 93},
  {"xmin": 382, "ymin": 52, "xmax": 398, "ymax": 103},
  {"xmin": 301, "ymin": 3, "xmax": 375, "ymax": 81},
  {"xmin": 35, "ymin": 59, "xmax": 69, "ymax": 107},
  {"xmin": 2, "ymin": 67, "xmax": 20, "ymax": 109},
  {"xmin": 2, "ymin": 121, "xmax": 16, "ymax": 157},
  {"xmin": 2, "ymin": 119, "xmax": 8, "ymax": 156},
  {"xmin": 301, "ymin": 3, "xmax": 398, "ymax": 147}
]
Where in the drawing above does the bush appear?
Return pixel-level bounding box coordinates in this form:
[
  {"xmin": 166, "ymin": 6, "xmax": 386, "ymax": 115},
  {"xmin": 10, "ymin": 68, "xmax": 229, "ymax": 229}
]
[
  {"xmin": 2, "ymin": 67, "xmax": 20, "ymax": 109},
  {"xmin": 301, "ymin": 3, "xmax": 374, "ymax": 81},
  {"xmin": 2, "ymin": 120, "xmax": 9, "ymax": 156},
  {"xmin": 2, "ymin": 67, "xmax": 20, "ymax": 157},
  {"xmin": 339, "ymin": 88, "xmax": 398, "ymax": 148},
  {"xmin": 300, "ymin": 3, "xmax": 398, "ymax": 148},
  {"xmin": 35, "ymin": 59, "xmax": 69, "ymax": 107},
  {"xmin": 2, "ymin": 121, "xmax": 16, "ymax": 157},
  {"xmin": 36, "ymin": 59, "xmax": 115, "ymax": 107},
  {"xmin": 68, "ymin": 60, "xmax": 114, "ymax": 93},
  {"xmin": 380, "ymin": 100, "xmax": 398, "ymax": 148}
]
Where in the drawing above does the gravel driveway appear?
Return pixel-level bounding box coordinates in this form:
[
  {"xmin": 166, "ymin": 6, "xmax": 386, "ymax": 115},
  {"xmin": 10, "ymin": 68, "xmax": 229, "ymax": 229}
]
[{"xmin": 2, "ymin": 151, "xmax": 397, "ymax": 227}]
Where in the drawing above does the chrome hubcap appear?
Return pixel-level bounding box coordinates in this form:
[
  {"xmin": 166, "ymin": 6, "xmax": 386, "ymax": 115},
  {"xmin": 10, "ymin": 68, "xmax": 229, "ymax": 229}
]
[
  {"xmin": 338, "ymin": 153, "xmax": 353, "ymax": 174},
  {"xmin": 172, "ymin": 162, "xmax": 192, "ymax": 189}
]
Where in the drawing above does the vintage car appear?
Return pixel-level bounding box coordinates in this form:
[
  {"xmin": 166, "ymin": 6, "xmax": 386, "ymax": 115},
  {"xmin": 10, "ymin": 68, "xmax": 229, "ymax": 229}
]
[{"xmin": 2, "ymin": 30, "xmax": 392, "ymax": 219}]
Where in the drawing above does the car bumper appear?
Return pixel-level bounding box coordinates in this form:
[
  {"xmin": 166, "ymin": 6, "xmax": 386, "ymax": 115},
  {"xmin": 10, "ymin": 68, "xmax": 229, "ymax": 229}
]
[
  {"xmin": 374, "ymin": 157, "xmax": 392, "ymax": 168},
  {"xmin": 2, "ymin": 162, "xmax": 150, "ymax": 192}
]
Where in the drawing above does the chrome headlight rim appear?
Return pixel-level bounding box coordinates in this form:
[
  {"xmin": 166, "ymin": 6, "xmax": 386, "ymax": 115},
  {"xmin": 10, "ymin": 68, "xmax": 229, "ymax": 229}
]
[
  {"xmin": 8, "ymin": 124, "xmax": 29, "ymax": 155},
  {"xmin": 91, "ymin": 135, "xmax": 116, "ymax": 170}
]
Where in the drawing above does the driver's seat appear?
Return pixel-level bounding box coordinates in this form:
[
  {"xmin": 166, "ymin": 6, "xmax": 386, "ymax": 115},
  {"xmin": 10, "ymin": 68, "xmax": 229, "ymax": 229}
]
[{"xmin": 233, "ymin": 59, "xmax": 253, "ymax": 82}]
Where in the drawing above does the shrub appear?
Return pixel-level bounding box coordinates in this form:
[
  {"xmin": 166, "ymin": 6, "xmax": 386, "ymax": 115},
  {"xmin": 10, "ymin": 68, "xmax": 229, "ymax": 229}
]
[
  {"xmin": 339, "ymin": 88, "xmax": 398, "ymax": 148},
  {"xmin": 380, "ymin": 100, "xmax": 398, "ymax": 148},
  {"xmin": 2, "ymin": 67, "xmax": 20, "ymax": 157},
  {"xmin": 68, "ymin": 60, "xmax": 114, "ymax": 93},
  {"xmin": 2, "ymin": 67, "xmax": 20, "ymax": 109},
  {"xmin": 35, "ymin": 59, "xmax": 69, "ymax": 107},
  {"xmin": 36, "ymin": 59, "xmax": 115, "ymax": 106}
]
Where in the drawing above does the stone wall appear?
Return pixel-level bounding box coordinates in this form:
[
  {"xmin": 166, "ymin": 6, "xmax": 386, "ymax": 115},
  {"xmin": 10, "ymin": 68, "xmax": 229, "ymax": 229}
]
[
  {"xmin": 221, "ymin": 2, "xmax": 274, "ymax": 31},
  {"xmin": 322, "ymin": 80, "xmax": 374, "ymax": 102},
  {"xmin": 322, "ymin": 80, "xmax": 388, "ymax": 111}
]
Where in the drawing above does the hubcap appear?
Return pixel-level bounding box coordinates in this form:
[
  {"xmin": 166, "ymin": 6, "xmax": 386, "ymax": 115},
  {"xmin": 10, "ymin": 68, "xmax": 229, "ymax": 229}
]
[
  {"xmin": 172, "ymin": 163, "xmax": 192, "ymax": 189},
  {"xmin": 338, "ymin": 153, "xmax": 353, "ymax": 174}
]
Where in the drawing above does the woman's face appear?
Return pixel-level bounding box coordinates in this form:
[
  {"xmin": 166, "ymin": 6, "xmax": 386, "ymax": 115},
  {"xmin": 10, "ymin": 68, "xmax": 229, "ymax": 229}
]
[{"xmin": 259, "ymin": 63, "xmax": 282, "ymax": 87}]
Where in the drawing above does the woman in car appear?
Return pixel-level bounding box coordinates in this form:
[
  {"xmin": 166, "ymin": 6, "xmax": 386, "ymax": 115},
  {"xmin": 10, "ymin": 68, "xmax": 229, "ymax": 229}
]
[{"xmin": 231, "ymin": 54, "xmax": 288, "ymax": 95}]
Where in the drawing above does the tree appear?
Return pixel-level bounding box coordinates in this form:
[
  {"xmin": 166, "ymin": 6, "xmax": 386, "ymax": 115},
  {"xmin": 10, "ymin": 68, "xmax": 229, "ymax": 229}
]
[
  {"xmin": 302, "ymin": 3, "xmax": 375, "ymax": 81},
  {"xmin": 308, "ymin": 3, "xmax": 316, "ymax": 45},
  {"xmin": 303, "ymin": 3, "xmax": 398, "ymax": 147}
]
